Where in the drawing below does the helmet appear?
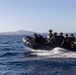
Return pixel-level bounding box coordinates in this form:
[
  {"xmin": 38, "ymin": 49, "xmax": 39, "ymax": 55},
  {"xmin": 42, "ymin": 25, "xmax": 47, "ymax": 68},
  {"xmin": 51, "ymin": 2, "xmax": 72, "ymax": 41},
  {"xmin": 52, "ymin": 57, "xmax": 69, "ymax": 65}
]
[
  {"xmin": 49, "ymin": 30, "xmax": 52, "ymax": 32},
  {"xmin": 34, "ymin": 33, "xmax": 37, "ymax": 36}
]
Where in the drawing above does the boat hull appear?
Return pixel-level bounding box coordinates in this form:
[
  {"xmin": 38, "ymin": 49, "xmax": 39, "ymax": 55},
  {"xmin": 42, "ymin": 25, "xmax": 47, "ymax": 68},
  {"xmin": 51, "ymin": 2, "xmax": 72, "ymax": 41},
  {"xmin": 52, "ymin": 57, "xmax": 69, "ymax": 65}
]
[
  {"xmin": 23, "ymin": 36, "xmax": 54, "ymax": 50},
  {"xmin": 23, "ymin": 36, "xmax": 76, "ymax": 51}
]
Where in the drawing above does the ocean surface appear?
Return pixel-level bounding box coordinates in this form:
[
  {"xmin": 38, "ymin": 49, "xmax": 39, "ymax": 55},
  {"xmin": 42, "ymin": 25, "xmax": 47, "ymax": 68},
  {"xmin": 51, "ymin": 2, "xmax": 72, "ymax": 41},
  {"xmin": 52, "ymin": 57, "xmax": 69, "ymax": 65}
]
[{"xmin": 0, "ymin": 35, "xmax": 76, "ymax": 75}]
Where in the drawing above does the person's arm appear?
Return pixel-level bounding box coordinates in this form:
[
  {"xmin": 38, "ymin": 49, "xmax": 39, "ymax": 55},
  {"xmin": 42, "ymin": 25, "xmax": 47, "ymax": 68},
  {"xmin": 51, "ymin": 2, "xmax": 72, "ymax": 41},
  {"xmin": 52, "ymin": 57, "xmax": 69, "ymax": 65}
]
[{"xmin": 60, "ymin": 40, "xmax": 64, "ymax": 46}]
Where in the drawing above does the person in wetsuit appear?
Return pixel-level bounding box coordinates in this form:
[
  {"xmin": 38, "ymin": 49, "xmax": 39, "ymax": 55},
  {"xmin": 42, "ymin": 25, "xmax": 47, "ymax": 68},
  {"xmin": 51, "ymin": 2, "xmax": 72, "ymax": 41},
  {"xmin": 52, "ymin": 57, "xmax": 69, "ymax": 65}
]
[
  {"xmin": 46, "ymin": 30, "xmax": 53, "ymax": 44},
  {"xmin": 33, "ymin": 33, "xmax": 45, "ymax": 44},
  {"xmin": 63, "ymin": 34, "xmax": 71, "ymax": 48},
  {"xmin": 37, "ymin": 34, "xmax": 45, "ymax": 44},
  {"xmin": 69, "ymin": 34, "xmax": 75, "ymax": 48},
  {"xmin": 58, "ymin": 32, "xmax": 64, "ymax": 46},
  {"xmin": 33, "ymin": 33, "xmax": 39, "ymax": 43},
  {"xmin": 50, "ymin": 32, "xmax": 59, "ymax": 46}
]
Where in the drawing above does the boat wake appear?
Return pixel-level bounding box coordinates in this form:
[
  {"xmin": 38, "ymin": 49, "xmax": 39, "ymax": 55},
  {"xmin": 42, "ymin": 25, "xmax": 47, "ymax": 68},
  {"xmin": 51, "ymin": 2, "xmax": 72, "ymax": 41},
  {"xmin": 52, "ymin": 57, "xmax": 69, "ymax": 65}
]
[{"xmin": 27, "ymin": 47, "xmax": 76, "ymax": 58}]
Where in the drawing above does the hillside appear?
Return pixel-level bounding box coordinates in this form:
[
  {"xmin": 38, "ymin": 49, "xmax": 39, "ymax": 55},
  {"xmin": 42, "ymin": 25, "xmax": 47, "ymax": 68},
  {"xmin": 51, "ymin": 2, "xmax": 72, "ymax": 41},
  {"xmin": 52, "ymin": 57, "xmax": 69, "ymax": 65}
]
[{"xmin": 0, "ymin": 30, "xmax": 35, "ymax": 35}]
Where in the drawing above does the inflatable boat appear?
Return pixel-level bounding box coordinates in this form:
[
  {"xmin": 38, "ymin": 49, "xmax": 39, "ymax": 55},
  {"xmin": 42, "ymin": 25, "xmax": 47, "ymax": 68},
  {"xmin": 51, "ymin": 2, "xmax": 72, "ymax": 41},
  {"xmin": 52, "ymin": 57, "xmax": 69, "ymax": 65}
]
[{"xmin": 23, "ymin": 36, "xmax": 76, "ymax": 51}]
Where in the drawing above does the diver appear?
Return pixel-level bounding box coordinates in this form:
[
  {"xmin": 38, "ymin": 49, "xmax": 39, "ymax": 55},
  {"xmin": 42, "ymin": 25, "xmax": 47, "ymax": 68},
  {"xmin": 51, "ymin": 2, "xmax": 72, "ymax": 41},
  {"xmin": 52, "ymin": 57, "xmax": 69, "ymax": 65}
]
[
  {"xmin": 33, "ymin": 33, "xmax": 39, "ymax": 43},
  {"xmin": 58, "ymin": 32, "xmax": 64, "ymax": 46},
  {"xmin": 63, "ymin": 34, "xmax": 71, "ymax": 48},
  {"xmin": 33, "ymin": 33, "xmax": 45, "ymax": 44},
  {"xmin": 46, "ymin": 29, "xmax": 53, "ymax": 44},
  {"xmin": 69, "ymin": 34, "xmax": 75, "ymax": 48},
  {"xmin": 37, "ymin": 34, "xmax": 45, "ymax": 44},
  {"xmin": 50, "ymin": 32, "xmax": 59, "ymax": 46}
]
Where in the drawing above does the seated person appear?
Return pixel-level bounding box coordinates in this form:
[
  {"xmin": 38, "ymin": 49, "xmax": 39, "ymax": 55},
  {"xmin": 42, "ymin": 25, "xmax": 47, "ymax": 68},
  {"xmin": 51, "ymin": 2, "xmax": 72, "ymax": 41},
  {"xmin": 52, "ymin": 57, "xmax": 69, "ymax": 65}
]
[
  {"xmin": 69, "ymin": 34, "xmax": 75, "ymax": 48},
  {"xmin": 33, "ymin": 33, "xmax": 45, "ymax": 44},
  {"xmin": 63, "ymin": 34, "xmax": 71, "ymax": 48},
  {"xmin": 46, "ymin": 30, "xmax": 53, "ymax": 44},
  {"xmin": 33, "ymin": 33, "xmax": 39, "ymax": 43},
  {"xmin": 58, "ymin": 32, "xmax": 64, "ymax": 46},
  {"xmin": 37, "ymin": 34, "xmax": 45, "ymax": 44},
  {"xmin": 50, "ymin": 32, "xmax": 59, "ymax": 46}
]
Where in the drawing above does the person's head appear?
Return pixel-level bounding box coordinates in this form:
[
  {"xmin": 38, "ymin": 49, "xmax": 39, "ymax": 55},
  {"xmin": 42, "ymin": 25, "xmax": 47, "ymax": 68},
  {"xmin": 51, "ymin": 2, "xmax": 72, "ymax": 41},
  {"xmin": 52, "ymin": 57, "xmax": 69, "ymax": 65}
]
[
  {"xmin": 49, "ymin": 30, "xmax": 52, "ymax": 33},
  {"xmin": 60, "ymin": 32, "xmax": 63, "ymax": 36},
  {"xmin": 71, "ymin": 33, "xmax": 74, "ymax": 37},
  {"xmin": 54, "ymin": 32, "xmax": 57, "ymax": 36},
  {"xmin": 34, "ymin": 33, "xmax": 37, "ymax": 36},
  {"xmin": 65, "ymin": 34, "xmax": 68, "ymax": 37}
]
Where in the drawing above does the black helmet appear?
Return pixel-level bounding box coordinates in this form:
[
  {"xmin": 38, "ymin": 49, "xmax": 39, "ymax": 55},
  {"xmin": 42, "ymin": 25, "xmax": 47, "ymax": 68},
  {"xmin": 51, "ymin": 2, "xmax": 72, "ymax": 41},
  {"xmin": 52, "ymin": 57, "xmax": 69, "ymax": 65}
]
[
  {"xmin": 49, "ymin": 30, "xmax": 52, "ymax": 32},
  {"xmin": 60, "ymin": 32, "xmax": 63, "ymax": 35},
  {"xmin": 54, "ymin": 32, "xmax": 57, "ymax": 35},
  {"xmin": 66, "ymin": 34, "xmax": 68, "ymax": 36},
  {"xmin": 34, "ymin": 33, "xmax": 37, "ymax": 36}
]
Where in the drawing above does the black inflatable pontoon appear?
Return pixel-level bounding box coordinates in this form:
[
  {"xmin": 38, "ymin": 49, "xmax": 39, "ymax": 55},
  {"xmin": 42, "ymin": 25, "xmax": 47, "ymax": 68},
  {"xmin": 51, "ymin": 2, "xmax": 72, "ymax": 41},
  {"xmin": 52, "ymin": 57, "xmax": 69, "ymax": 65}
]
[{"xmin": 23, "ymin": 36, "xmax": 76, "ymax": 51}]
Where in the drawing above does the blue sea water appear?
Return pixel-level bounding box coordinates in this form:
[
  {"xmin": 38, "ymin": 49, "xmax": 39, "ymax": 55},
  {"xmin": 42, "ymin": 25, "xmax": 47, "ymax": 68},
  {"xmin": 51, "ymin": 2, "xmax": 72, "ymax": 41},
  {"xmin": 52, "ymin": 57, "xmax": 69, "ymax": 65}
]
[{"xmin": 0, "ymin": 35, "xmax": 76, "ymax": 75}]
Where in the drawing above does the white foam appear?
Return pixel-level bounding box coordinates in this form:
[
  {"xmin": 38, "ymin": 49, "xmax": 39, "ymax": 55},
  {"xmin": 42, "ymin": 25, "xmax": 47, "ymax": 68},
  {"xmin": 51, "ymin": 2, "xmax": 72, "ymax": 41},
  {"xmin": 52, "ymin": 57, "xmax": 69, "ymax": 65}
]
[{"xmin": 29, "ymin": 47, "xmax": 76, "ymax": 58}]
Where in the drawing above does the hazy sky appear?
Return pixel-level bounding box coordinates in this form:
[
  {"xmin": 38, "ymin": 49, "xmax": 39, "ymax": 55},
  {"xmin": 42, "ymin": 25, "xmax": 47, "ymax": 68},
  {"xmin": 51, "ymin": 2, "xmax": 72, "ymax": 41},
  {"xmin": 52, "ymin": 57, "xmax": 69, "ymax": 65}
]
[{"xmin": 0, "ymin": 0, "xmax": 76, "ymax": 33}]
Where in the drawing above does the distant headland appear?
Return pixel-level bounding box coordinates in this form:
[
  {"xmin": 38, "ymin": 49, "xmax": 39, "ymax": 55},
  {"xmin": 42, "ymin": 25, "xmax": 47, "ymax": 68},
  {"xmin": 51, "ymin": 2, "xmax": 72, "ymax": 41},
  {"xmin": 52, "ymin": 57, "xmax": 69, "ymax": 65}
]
[{"xmin": 0, "ymin": 30, "xmax": 34, "ymax": 35}]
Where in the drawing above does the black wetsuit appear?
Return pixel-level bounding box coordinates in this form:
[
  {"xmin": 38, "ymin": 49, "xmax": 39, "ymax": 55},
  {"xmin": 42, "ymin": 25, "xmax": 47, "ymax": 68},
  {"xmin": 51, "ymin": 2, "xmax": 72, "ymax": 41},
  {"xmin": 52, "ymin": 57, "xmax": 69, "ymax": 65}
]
[
  {"xmin": 34, "ymin": 36, "xmax": 39, "ymax": 43},
  {"xmin": 69, "ymin": 37, "xmax": 75, "ymax": 48},
  {"xmin": 38, "ymin": 35, "xmax": 45, "ymax": 44},
  {"xmin": 58, "ymin": 35, "xmax": 64, "ymax": 45},
  {"xmin": 51, "ymin": 35, "xmax": 60, "ymax": 46},
  {"xmin": 69, "ymin": 37, "xmax": 75, "ymax": 43},
  {"xmin": 63, "ymin": 37, "xmax": 71, "ymax": 48}
]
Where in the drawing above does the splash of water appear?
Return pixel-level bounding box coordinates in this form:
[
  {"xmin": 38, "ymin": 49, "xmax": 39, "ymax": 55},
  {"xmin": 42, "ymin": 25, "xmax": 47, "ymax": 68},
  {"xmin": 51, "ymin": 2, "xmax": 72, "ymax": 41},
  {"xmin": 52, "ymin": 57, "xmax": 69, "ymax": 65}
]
[{"xmin": 29, "ymin": 47, "xmax": 76, "ymax": 58}]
